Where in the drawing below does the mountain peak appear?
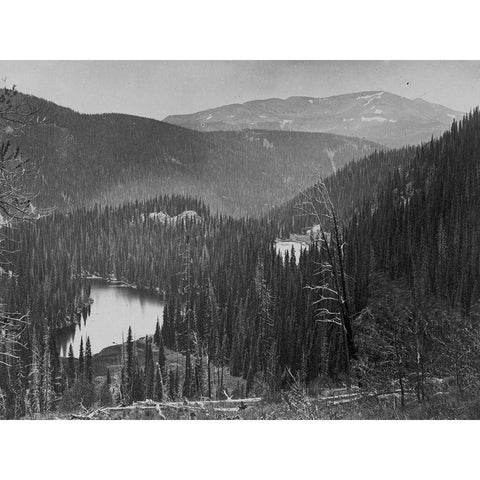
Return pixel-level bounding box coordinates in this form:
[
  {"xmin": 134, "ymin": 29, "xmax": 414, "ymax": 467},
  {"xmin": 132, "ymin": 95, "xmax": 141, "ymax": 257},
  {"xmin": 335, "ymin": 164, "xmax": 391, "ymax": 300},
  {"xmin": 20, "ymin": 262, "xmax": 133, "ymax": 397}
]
[{"xmin": 164, "ymin": 91, "xmax": 463, "ymax": 148}]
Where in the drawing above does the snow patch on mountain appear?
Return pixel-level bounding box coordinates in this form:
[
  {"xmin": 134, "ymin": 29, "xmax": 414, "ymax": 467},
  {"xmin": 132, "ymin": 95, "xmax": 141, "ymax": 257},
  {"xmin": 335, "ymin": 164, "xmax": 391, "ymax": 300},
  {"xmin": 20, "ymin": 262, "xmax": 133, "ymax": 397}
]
[
  {"xmin": 164, "ymin": 90, "xmax": 464, "ymax": 148},
  {"xmin": 361, "ymin": 116, "xmax": 387, "ymax": 123},
  {"xmin": 357, "ymin": 91, "xmax": 384, "ymax": 107}
]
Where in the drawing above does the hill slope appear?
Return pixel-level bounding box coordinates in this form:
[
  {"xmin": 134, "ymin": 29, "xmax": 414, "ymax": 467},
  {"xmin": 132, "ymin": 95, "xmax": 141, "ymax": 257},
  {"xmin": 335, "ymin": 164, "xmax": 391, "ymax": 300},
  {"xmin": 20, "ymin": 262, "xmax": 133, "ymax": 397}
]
[
  {"xmin": 344, "ymin": 110, "xmax": 480, "ymax": 314},
  {"xmin": 164, "ymin": 91, "xmax": 464, "ymax": 148},
  {"xmin": 6, "ymin": 93, "xmax": 381, "ymax": 217}
]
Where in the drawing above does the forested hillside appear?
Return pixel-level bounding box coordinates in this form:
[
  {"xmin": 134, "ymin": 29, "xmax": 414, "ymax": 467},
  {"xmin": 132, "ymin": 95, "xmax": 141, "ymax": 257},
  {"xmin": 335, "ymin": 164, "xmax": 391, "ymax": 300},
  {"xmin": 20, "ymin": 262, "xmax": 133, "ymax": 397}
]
[
  {"xmin": 3, "ymin": 194, "xmax": 353, "ymax": 416},
  {"xmin": 3, "ymin": 99, "xmax": 480, "ymax": 419},
  {"xmin": 5, "ymin": 93, "xmax": 380, "ymax": 217},
  {"xmin": 269, "ymin": 145, "xmax": 418, "ymax": 235},
  {"xmin": 347, "ymin": 109, "xmax": 480, "ymax": 315}
]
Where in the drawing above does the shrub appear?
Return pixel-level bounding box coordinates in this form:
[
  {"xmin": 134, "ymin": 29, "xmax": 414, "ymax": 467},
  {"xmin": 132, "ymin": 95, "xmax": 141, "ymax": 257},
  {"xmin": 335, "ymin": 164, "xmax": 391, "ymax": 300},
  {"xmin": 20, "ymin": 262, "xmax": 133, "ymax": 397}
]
[{"xmin": 58, "ymin": 380, "xmax": 96, "ymax": 412}]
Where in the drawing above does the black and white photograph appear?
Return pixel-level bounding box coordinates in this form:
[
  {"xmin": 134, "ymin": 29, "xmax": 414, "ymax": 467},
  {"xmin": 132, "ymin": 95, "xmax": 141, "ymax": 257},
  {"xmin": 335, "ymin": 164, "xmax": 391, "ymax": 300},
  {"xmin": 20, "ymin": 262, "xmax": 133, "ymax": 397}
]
[
  {"xmin": 4, "ymin": 58, "xmax": 480, "ymax": 422},
  {"xmin": 2, "ymin": 1, "xmax": 479, "ymax": 477}
]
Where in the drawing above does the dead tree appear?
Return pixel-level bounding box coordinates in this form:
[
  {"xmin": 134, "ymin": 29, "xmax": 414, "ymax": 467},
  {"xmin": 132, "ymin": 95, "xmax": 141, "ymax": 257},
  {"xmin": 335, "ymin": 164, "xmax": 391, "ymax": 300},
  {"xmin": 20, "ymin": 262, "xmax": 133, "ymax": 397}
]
[
  {"xmin": 300, "ymin": 179, "xmax": 356, "ymax": 389},
  {"xmin": 0, "ymin": 86, "xmax": 43, "ymax": 368}
]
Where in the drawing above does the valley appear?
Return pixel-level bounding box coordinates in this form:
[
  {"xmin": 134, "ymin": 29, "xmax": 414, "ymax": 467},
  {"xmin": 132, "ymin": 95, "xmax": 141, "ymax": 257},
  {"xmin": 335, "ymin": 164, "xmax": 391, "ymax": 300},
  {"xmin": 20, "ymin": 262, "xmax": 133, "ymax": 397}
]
[
  {"xmin": 8, "ymin": 93, "xmax": 381, "ymax": 217},
  {"xmin": 2, "ymin": 81, "xmax": 480, "ymax": 421}
]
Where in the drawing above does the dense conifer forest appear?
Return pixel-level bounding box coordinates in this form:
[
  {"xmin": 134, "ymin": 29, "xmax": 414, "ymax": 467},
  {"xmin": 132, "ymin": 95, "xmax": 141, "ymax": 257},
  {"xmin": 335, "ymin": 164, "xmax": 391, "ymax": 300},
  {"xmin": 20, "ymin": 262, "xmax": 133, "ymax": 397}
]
[{"xmin": 2, "ymin": 89, "xmax": 480, "ymax": 418}]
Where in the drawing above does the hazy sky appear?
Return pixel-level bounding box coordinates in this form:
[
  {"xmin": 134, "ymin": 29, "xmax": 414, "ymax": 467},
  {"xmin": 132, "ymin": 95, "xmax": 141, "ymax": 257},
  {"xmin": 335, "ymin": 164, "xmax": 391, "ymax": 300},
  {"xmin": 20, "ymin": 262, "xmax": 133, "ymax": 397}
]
[{"xmin": 1, "ymin": 61, "xmax": 479, "ymax": 119}]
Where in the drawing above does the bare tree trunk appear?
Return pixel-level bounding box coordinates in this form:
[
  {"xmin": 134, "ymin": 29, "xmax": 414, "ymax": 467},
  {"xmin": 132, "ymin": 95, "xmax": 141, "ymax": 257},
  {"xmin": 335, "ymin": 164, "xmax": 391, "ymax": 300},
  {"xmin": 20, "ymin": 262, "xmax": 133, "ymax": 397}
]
[
  {"xmin": 207, "ymin": 356, "xmax": 212, "ymax": 399},
  {"xmin": 300, "ymin": 179, "xmax": 356, "ymax": 391}
]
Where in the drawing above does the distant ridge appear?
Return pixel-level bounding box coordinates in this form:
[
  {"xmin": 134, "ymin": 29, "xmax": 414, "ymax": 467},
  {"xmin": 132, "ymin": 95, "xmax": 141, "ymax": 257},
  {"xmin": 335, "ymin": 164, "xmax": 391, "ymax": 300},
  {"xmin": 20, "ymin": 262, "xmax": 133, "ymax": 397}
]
[
  {"xmin": 2, "ymin": 92, "xmax": 382, "ymax": 217},
  {"xmin": 164, "ymin": 91, "xmax": 464, "ymax": 148}
]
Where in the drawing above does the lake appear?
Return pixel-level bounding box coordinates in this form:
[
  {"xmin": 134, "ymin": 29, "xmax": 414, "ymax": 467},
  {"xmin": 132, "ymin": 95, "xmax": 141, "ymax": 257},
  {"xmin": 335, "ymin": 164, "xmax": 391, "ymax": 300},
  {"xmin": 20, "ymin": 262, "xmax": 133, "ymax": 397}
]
[
  {"xmin": 275, "ymin": 240, "xmax": 309, "ymax": 263},
  {"xmin": 56, "ymin": 280, "xmax": 165, "ymax": 356}
]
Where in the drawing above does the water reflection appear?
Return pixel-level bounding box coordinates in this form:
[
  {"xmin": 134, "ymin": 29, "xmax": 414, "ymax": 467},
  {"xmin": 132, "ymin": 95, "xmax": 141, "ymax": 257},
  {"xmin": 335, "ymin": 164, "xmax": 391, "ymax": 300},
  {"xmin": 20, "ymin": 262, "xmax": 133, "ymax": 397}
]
[{"xmin": 56, "ymin": 280, "xmax": 165, "ymax": 356}]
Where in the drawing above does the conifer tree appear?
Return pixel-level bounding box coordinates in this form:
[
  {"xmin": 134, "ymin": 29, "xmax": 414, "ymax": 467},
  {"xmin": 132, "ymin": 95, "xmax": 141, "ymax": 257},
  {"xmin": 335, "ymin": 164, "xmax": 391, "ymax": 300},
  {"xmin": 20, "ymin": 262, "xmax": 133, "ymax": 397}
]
[
  {"xmin": 41, "ymin": 328, "xmax": 54, "ymax": 413},
  {"xmin": 183, "ymin": 351, "xmax": 193, "ymax": 399},
  {"xmin": 48, "ymin": 332, "xmax": 62, "ymax": 394},
  {"xmin": 85, "ymin": 337, "xmax": 93, "ymax": 383},
  {"xmin": 67, "ymin": 344, "xmax": 75, "ymax": 388},
  {"xmin": 153, "ymin": 318, "xmax": 161, "ymax": 346},
  {"xmin": 29, "ymin": 328, "xmax": 42, "ymax": 415},
  {"xmin": 194, "ymin": 354, "xmax": 204, "ymax": 399},
  {"xmin": 78, "ymin": 337, "xmax": 85, "ymax": 379},
  {"xmin": 144, "ymin": 336, "xmax": 154, "ymax": 399},
  {"xmin": 153, "ymin": 363, "xmax": 164, "ymax": 402},
  {"xmin": 124, "ymin": 326, "xmax": 134, "ymax": 404},
  {"xmin": 182, "ymin": 310, "xmax": 194, "ymax": 399},
  {"xmin": 132, "ymin": 364, "xmax": 144, "ymax": 402},
  {"xmin": 168, "ymin": 368, "xmax": 176, "ymax": 400},
  {"xmin": 158, "ymin": 334, "xmax": 166, "ymax": 378},
  {"xmin": 99, "ymin": 368, "xmax": 113, "ymax": 406},
  {"xmin": 174, "ymin": 365, "xmax": 180, "ymax": 399}
]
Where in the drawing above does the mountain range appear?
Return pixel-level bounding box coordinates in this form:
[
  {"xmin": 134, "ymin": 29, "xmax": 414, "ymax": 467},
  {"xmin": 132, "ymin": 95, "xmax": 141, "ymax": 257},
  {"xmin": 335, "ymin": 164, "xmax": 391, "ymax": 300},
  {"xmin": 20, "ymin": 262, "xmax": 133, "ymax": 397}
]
[
  {"xmin": 164, "ymin": 91, "xmax": 464, "ymax": 148},
  {"xmin": 5, "ymin": 93, "xmax": 380, "ymax": 217}
]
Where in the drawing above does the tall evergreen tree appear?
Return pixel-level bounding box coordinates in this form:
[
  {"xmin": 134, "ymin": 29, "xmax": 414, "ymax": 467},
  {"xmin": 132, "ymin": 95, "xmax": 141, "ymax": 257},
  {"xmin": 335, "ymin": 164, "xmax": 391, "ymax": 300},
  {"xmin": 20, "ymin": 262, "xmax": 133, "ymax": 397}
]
[
  {"xmin": 144, "ymin": 336, "xmax": 155, "ymax": 399},
  {"xmin": 78, "ymin": 337, "xmax": 85, "ymax": 379},
  {"xmin": 29, "ymin": 328, "xmax": 42, "ymax": 415},
  {"xmin": 41, "ymin": 328, "xmax": 54, "ymax": 413},
  {"xmin": 153, "ymin": 318, "xmax": 161, "ymax": 346},
  {"xmin": 85, "ymin": 337, "xmax": 93, "ymax": 383},
  {"xmin": 158, "ymin": 334, "xmax": 166, "ymax": 378},
  {"xmin": 168, "ymin": 368, "xmax": 176, "ymax": 400},
  {"xmin": 67, "ymin": 344, "xmax": 75, "ymax": 388}
]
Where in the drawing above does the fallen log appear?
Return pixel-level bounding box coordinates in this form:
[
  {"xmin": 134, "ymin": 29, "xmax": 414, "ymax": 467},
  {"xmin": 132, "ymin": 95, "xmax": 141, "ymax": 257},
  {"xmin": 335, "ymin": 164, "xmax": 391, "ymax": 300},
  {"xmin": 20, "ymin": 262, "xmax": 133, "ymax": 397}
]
[{"xmin": 70, "ymin": 398, "xmax": 263, "ymax": 419}]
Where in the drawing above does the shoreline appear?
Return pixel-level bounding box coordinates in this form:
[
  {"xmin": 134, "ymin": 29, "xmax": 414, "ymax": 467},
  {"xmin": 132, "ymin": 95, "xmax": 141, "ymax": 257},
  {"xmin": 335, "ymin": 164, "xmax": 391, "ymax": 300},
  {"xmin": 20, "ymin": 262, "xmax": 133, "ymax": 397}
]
[{"xmin": 81, "ymin": 272, "xmax": 166, "ymax": 298}]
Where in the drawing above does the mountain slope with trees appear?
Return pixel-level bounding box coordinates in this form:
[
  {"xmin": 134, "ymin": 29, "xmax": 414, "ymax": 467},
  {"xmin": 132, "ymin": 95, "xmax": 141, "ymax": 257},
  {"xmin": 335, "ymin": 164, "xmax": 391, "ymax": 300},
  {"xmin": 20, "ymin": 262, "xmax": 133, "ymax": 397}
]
[
  {"xmin": 4, "ymin": 92, "xmax": 381, "ymax": 217},
  {"xmin": 3, "ymin": 89, "xmax": 480, "ymax": 419}
]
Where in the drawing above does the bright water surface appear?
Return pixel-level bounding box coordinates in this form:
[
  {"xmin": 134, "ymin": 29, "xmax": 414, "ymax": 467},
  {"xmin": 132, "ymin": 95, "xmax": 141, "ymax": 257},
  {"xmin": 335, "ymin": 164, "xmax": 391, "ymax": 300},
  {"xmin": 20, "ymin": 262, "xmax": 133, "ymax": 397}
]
[
  {"xmin": 274, "ymin": 240, "xmax": 309, "ymax": 263},
  {"xmin": 56, "ymin": 280, "xmax": 164, "ymax": 356}
]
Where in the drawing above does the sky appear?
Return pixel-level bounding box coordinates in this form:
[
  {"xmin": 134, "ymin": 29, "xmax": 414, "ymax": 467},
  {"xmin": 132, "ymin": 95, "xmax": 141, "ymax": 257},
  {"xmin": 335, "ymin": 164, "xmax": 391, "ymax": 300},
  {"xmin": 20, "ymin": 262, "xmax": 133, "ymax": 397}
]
[{"xmin": 0, "ymin": 61, "xmax": 479, "ymax": 119}]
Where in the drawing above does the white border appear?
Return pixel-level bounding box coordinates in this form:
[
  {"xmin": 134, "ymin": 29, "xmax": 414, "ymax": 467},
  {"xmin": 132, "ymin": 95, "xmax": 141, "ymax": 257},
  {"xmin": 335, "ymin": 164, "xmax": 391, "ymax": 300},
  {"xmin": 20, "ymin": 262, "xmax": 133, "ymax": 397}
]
[
  {"xmin": 3, "ymin": 0, "xmax": 480, "ymax": 59},
  {"xmin": 2, "ymin": 1, "xmax": 480, "ymax": 478}
]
